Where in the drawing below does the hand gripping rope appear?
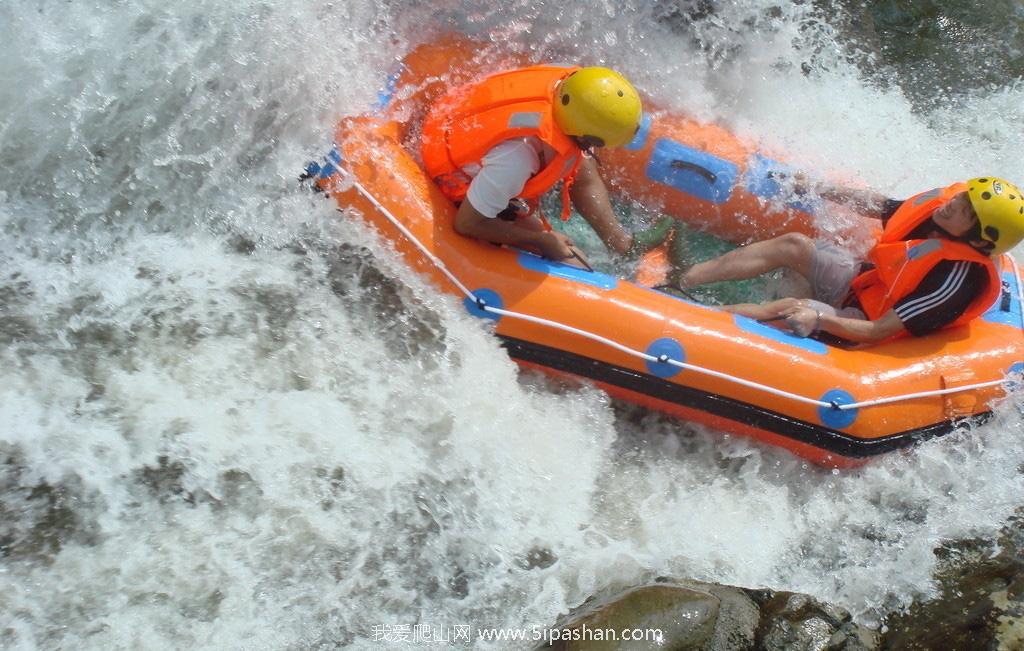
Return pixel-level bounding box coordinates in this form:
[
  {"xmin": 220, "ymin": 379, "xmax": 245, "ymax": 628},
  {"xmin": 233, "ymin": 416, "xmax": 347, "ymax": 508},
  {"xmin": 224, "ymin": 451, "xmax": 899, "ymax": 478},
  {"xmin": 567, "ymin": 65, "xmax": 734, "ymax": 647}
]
[{"xmin": 331, "ymin": 165, "xmax": 1024, "ymax": 414}]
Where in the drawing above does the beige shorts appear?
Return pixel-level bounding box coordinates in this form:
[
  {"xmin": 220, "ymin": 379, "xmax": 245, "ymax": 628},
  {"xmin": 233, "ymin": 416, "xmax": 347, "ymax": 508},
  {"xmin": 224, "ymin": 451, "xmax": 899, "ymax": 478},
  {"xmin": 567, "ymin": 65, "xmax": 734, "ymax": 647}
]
[{"xmin": 810, "ymin": 241, "xmax": 861, "ymax": 308}]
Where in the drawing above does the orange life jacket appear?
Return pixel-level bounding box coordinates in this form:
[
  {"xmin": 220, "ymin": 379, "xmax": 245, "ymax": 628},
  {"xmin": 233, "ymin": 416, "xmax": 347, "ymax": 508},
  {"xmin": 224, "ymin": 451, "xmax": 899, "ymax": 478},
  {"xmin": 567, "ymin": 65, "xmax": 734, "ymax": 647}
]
[
  {"xmin": 848, "ymin": 182, "xmax": 1002, "ymax": 328},
  {"xmin": 420, "ymin": 65, "xmax": 584, "ymax": 221}
]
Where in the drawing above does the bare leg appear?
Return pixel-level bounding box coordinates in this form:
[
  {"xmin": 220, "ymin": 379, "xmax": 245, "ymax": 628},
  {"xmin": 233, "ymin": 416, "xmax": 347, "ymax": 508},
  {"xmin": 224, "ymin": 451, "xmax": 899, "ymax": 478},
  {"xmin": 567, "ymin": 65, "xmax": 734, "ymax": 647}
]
[
  {"xmin": 517, "ymin": 214, "xmax": 548, "ymax": 232},
  {"xmin": 570, "ymin": 156, "xmax": 632, "ymax": 254},
  {"xmin": 678, "ymin": 232, "xmax": 817, "ymax": 288}
]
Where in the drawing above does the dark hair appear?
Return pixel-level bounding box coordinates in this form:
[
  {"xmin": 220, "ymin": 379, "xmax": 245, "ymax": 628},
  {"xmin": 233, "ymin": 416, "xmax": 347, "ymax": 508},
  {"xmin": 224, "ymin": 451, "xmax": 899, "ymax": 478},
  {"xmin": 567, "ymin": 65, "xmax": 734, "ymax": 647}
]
[{"xmin": 960, "ymin": 219, "xmax": 996, "ymax": 254}]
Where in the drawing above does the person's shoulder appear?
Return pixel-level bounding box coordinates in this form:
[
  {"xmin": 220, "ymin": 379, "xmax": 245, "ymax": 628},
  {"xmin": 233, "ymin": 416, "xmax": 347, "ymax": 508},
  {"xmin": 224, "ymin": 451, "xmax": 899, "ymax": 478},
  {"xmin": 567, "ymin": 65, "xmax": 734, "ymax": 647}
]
[
  {"xmin": 921, "ymin": 259, "xmax": 990, "ymax": 300},
  {"xmin": 480, "ymin": 138, "xmax": 542, "ymax": 176},
  {"xmin": 929, "ymin": 257, "xmax": 986, "ymax": 277},
  {"xmin": 932, "ymin": 257, "xmax": 989, "ymax": 274},
  {"xmin": 485, "ymin": 138, "xmax": 542, "ymax": 160}
]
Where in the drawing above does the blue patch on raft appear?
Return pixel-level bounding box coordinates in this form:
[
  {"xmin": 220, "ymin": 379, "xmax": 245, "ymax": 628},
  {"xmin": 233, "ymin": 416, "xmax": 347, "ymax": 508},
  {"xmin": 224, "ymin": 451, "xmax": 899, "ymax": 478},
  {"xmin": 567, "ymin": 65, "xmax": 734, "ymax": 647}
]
[
  {"xmin": 516, "ymin": 251, "xmax": 619, "ymax": 290},
  {"xmin": 645, "ymin": 138, "xmax": 738, "ymax": 204},
  {"xmin": 982, "ymin": 271, "xmax": 1024, "ymax": 327},
  {"xmin": 732, "ymin": 315, "xmax": 829, "ymax": 355},
  {"xmin": 372, "ymin": 64, "xmax": 407, "ymax": 112},
  {"xmin": 306, "ymin": 146, "xmax": 343, "ymax": 180},
  {"xmin": 743, "ymin": 153, "xmax": 818, "ymax": 216}
]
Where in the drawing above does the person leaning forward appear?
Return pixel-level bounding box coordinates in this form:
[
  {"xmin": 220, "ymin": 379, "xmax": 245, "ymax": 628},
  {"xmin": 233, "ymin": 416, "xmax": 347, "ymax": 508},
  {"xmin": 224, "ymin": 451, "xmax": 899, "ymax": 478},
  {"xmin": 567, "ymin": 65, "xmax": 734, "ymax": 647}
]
[
  {"xmin": 420, "ymin": 65, "xmax": 672, "ymax": 263},
  {"xmin": 675, "ymin": 177, "xmax": 1024, "ymax": 343}
]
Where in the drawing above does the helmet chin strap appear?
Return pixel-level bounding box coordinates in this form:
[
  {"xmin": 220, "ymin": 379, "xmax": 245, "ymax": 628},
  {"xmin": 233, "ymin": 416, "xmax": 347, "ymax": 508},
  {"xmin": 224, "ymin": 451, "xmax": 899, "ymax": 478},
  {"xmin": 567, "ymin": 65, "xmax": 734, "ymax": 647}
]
[{"xmin": 571, "ymin": 135, "xmax": 604, "ymax": 150}]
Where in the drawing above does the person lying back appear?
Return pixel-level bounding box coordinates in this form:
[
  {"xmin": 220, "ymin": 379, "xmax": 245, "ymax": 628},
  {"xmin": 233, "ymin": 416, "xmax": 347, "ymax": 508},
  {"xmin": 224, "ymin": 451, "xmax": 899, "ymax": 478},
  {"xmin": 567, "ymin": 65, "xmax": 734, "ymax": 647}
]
[{"xmin": 676, "ymin": 177, "xmax": 1024, "ymax": 343}]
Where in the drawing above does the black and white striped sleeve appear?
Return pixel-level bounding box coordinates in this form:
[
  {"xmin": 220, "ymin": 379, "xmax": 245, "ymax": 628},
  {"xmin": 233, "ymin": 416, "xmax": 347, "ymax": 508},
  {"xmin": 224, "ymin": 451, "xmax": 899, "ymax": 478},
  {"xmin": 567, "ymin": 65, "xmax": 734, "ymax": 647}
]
[{"xmin": 892, "ymin": 260, "xmax": 988, "ymax": 336}]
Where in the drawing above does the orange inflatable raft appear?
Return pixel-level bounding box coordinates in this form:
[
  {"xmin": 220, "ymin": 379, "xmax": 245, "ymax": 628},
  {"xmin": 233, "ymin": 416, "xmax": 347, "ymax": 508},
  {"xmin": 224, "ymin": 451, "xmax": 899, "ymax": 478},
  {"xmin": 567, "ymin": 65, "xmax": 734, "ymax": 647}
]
[{"xmin": 307, "ymin": 36, "xmax": 1024, "ymax": 467}]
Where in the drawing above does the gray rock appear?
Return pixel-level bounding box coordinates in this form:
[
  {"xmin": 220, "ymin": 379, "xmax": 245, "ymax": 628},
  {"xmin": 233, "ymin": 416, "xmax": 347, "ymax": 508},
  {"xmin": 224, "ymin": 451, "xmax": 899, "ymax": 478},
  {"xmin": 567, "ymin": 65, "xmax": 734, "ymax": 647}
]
[
  {"xmin": 549, "ymin": 580, "xmax": 880, "ymax": 651},
  {"xmin": 781, "ymin": 594, "xmax": 812, "ymax": 620},
  {"xmin": 820, "ymin": 603, "xmax": 852, "ymax": 627},
  {"xmin": 826, "ymin": 630, "xmax": 848, "ymax": 651},
  {"xmin": 838, "ymin": 623, "xmax": 880, "ymax": 651},
  {"xmin": 693, "ymin": 582, "xmax": 759, "ymax": 650},
  {"xmin": 547, "ymin": 583, "xmax": 721, "ymax": 650},
  {"xmin": 763, "ymin": 616, "xmax": 835, "ymax": 651},
  {"xmin": 880, "ymin": 509, "xmax": 1024, "ymax": 650}
]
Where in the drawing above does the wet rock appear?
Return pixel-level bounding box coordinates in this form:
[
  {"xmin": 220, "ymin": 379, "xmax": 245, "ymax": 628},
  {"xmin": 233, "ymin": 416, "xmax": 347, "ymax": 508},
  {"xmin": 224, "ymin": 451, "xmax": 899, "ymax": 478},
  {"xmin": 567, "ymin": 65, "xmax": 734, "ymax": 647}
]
[
  {"xmin": 762, "ymin": 615, "xmax": 833, "ymax": 651},
  {"xmin": 133, "ymin": 454, "xmax": 214, "ymax": 507},
  {"xmin": 550, "ymin": 580, "xmax": 878, "ymax": 651},
  {"xmin": 217, "ymin": 469, "xmax": 264, "ymax": 518},
  {"xmin": 547, "ymin": 583, "xmax": 724, "ymax": 650},
  {"xmin": 0, "ymin": 315, "xmax": 38, "ymax": 344},
  {"xmin": 0, "ymin": 450, "xmax": 102, "ymax": 562},
  {"xmin": 755, "ymin": 590, "xmax": 878, "ymax": 651},
  {"xmin": 324, "ymin": 243, "xmax": 447, "ymax": 362},
  {"xmin": 546, "ymin": 579, "xmax": 761, "ymax": 650},
  {"xmin": 518, "ymin": 546, "xmax": 558, "ymax": 571},
  {"xmin": 553, "ymin": 507, "xmax": 1024, "ymax": 651},
  {"xmin": 843, "ymin": 625, "xmax": 881, "ymax": 651},
  {"xmin": 880, "ymin": 507, "xmax": 1024, "ymax": 650},
  {"xmin": 135, "ymin": 454, "xmax": 189, "ymax": 502},
  {"xmin": 699, "ymin": 581, "xmax": 760, "ymax": 650},
  {"xmin": 312, "ymin": 465, "xmax": 347, "ymax": 512},
  {"xmin": 227, "ymin": 233, "xmax": 256, "ymax": 255}
]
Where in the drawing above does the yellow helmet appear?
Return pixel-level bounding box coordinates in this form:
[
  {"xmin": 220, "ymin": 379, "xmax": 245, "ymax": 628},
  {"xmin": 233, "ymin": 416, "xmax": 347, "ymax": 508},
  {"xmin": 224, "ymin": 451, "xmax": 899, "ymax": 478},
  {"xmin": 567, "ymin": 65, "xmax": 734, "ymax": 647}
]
[
  {"xmin": 553, "ymin": 67, "xmax": 642, "ymax": 148},
  {"xmin": 967, "ymin": 177, "xmax": 1024, "ymax": 256}
]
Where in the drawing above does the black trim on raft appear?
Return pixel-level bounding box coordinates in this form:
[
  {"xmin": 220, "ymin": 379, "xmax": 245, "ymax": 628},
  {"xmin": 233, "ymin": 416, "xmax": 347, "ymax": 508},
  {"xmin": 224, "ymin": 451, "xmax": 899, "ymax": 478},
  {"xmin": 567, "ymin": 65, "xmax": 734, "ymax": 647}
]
[{"xmin": 498, "ymin": 336, "xmax": 992, "ymax": 459}]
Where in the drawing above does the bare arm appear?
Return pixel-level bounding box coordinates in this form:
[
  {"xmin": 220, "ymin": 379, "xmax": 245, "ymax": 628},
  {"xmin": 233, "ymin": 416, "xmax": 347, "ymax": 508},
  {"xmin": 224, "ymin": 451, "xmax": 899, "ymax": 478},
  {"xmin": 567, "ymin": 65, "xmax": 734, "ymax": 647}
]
[
  {"xmin": 765, "ymin": 300, "xmax": 906, "ymax": 342},
  {"xmin": 792, "ymin": 173, "xmax": 891, "ymax": 217},
  {"xmin": 453, "ymin": 200, "xmax": 575, "ymax": 260},
  {"xmin": 816, "ymin": 308, "xmax": 905, "ymax": 343},
  {"xmin": 569, "ymin": 156, "xmax": 632, "ymax": 254}
]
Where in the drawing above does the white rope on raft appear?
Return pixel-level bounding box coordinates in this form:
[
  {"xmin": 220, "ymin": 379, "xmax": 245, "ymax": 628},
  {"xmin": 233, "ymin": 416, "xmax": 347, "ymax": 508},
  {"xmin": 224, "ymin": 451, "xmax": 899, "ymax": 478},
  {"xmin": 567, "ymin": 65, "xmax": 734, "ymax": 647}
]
[{"xmin": 332, "ymin": 165, "xmax": 1023, "ymax": 414}]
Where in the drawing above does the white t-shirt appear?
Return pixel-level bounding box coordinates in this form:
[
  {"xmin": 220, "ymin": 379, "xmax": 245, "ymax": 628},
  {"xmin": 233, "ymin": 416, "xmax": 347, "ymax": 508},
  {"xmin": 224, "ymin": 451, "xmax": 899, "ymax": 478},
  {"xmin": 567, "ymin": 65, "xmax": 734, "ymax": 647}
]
[{"xmin": 464, "ymin": 137, "xmax": 555, "ymax": 218}]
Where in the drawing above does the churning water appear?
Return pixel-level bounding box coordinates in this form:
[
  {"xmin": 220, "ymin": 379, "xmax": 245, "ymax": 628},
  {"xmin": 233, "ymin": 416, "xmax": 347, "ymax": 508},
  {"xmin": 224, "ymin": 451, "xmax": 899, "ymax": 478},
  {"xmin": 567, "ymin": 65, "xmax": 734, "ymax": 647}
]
[{"xmin": 2, "ymin": 1, "xmax": 1024, "ymax": 648}]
